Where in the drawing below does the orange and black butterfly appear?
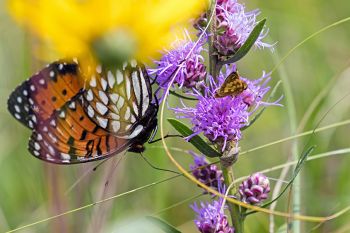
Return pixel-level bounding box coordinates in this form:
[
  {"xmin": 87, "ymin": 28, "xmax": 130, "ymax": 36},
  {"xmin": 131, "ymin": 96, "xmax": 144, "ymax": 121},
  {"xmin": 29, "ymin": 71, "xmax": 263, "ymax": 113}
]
[
  {"xmin": 214, "ymin": 71, "xmax": 248, "ymax": 98},
  {"xmin": 7, "ymin": 59, "xmax": 158, "ymax": 164}
]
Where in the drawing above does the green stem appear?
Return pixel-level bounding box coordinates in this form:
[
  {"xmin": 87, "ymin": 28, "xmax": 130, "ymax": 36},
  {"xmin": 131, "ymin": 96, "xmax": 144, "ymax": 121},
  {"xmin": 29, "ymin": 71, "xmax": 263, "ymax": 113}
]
[{"xmin": 221, "ymin": 163, "xmax": 244, "ymax": 233}]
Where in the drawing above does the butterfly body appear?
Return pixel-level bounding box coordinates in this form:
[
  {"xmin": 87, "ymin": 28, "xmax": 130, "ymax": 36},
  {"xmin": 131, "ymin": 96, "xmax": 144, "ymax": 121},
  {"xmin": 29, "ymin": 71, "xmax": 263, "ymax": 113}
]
[
  {"xmin": 8, "ymin": 59, "xmax": 158, "ymax": 164},
  {"xmin": 214, "ymin": 71, "xmax": 247, "ymax": 98}
]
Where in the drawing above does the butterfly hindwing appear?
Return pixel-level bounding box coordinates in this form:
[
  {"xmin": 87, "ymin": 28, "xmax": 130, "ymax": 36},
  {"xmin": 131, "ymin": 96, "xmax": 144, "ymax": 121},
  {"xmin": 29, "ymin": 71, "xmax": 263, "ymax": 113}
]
[{"xmin": 28, "ymin": 92, "xmax": 131, "ymax": 164}]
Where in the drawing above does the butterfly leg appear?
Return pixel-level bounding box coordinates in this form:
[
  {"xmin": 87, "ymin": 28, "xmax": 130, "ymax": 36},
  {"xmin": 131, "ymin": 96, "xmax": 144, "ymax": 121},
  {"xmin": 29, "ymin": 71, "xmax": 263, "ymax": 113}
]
[{"xmin": 140, "ymin": 152, "xmax": 181, "ymax": 175}]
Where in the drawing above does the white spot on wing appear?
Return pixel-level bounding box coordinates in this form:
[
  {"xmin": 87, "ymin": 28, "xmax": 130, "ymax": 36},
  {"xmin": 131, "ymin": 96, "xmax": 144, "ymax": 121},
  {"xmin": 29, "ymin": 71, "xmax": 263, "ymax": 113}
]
[
  {"xmin": 110, "ymin": 113, "xmax": 120, "ymax": 120},
  {"xmin": 111, "ymin": 121, "xmax": 120, "ymax": 132},
  {"xmin": 107, "ymin": 71, "xmax": 115, "ymax": 88},
  {"xmin": 17, "ymin": 97, "xmax": 22, "ymax": 103},
  {"xmin": 96, "ymin": 102, "xmax": 108, "ymax": 115},
  {"xmin": 101, "ymin": 78, "xmax": 107, "ymax": 91},
  {"xmin": 34, "ymin": 142, "xmax": 40, "ymax": 150},
  {"xmin": 121, "ymin": 125, "xmax": 143, "ymax": 139},
  {"xmin": 116, "ymin": 70, "xmax": 123, "ymax": 84},
  {"xmin": 88, "ymin": 105, "xmax": 94, "ymax": 117},
  {"xmin": 124, "ymin": 107, "xmax": 131, "ymax": 120},
  {"xmin": 68, "ymin": 101, "xmax": 76, "ymax": 109},
  {"xmin": 33, "ymin": 150, "xmax": 40, "ymax": 156},
  {"xmin": 49, "ymin": 71, "xmax": 55, "ymax": 78},
  {"xmin": 130, "ymin": 59, "xmax": 137, "ymax": 68},
  {"xmin": 125, "ymin": 76, "xmax": 131, "ymax": 100},
  {"xmin": 99, "ymin": 91, "xmax": 109, "ymax": 105},
  {"xmin": 109, "ymin": 93, "xmax": 119, "ymax": 103},
  {"xmin": 117, "ymin": 97, "xmax": 125, "ymax": 109},
  {"xmin": 139, "ymin": 69, "xmax": 150, "ymax": 115},
  {"xmin": 30, "ymin": 85, "xmax": 35, "ymax": 91},
  {"xmin": 61, "ymin": 153, "xmax": 71, "ymax": 160},
  {"xmin": 39, "ymin": 79, "xmax": 45, "ymax": 85},
  {"xmin": 14, "ymin": 113, "xmax": 21, "ymax": 119},
  {"xmin": 58, "ymin": 64, "xmax": 64, "ymax": 70},
  {"xmin": 96, "ymin": 116, "xmax": 108, "ymax": 128},
  {"xmin": 123, "ymin": 62, "xmax": 127, "ymax": 70},
  {"xmin": 23, "ymin": 90, "xmax": 28, "ymax": 96},
  {"xmin": 14, "ymin": 105, "xmax": 20, "ymax": 113},
  {"xmin": 96, "ymin": 65, "xmax": 102, "ymax": 74},
  {"xmin": 90, "ymin": 75, "xmax": 97, "ymax": 87},
  {"xmin": 59, "ymin": 110, "xmax": 66, "ymax": 118},
  {"xmin": 132, "ymin": 71, "xmax": 141, "ymax": 104},
  {"xmin": 86, "ymin": 89, "xmax": 93, "ymax": 101}
]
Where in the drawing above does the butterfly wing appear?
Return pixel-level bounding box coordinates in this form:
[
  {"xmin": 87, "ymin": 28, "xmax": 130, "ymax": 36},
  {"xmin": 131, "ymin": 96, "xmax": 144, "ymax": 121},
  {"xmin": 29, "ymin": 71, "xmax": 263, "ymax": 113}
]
[
  {"xmin": 82, "ymin": 61, "xmax": 153, "ymax": 138},
  {"xmin": 7, "ymin": 60, "xmax": 83, "ymax": 129},
  {"xmin": 215, "ymin": 71, "xmax": 247, "ymax": 98},
  {"xmin": 28, "ymin": 93, "xmax": 131, "ymax": 164},
  {"xmin": 8, "ymin": 60, "xmax": 157, "ymax": 164}
]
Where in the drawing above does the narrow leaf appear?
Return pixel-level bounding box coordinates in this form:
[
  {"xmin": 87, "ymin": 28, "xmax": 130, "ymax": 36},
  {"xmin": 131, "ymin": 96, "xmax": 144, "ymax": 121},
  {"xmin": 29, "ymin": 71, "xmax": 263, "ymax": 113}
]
[
  {"xmin": 168, "ymin": 118, "xmax": 221, "ymax": 157},
  {"xmin": 146, "ymin": 216, "xmax": 182, "ymax": 233},
  {"xmin": 169, "ymin": 90, "xmax": 197, "ymax": 101},
  {"xmin": 219, "ymin": 19, "xmax": 266, "ymax": 65}
]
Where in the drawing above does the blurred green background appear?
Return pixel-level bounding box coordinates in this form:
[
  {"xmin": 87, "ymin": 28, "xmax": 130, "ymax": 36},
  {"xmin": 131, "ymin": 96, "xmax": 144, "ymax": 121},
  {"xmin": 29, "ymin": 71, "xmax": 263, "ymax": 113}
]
[{"xmin": 1, "ymin": 0, "xmax": 350, "ymax": 232}]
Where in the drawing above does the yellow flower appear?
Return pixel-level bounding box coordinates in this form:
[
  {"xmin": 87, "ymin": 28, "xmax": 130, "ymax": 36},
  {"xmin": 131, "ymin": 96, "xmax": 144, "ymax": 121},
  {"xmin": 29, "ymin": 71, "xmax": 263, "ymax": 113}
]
[{"xmin": 8, "ymin": 0, "xmax": 206, "ymax": 64}]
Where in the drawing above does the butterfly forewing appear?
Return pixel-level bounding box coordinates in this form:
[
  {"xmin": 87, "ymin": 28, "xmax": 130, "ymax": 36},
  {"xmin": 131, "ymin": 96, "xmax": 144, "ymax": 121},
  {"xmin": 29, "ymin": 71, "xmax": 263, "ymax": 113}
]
[
  {"xmin": 7, "ymin": 61, "xmax": 83, "ymax": 129},
  {"xmin": 215, "ymin": 71, "xmax": 248, "ymax": 98}
]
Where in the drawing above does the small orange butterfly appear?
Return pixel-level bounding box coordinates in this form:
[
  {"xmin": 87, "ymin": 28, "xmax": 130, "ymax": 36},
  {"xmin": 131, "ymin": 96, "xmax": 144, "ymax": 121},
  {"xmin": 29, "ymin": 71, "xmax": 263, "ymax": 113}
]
[{"xmin": 214, "ymin": 71, "xmax": 248, "ymax": 98}]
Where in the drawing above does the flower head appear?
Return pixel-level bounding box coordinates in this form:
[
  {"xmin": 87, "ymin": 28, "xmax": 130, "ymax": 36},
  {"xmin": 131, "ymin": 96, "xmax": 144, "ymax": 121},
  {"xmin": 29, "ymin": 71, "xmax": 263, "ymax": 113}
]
[
  {"xmin": 173, "ymin": 65, "xmax": 275, "ymax": 151},
  {"xmin": 192, "ymin": 198, "xmax": 234, "ymax": 233},
  {"xmin": 194, "ymin": 0, "xmax": 272, "ymax": 56},
  {"xmin": 8, "ymin": 0, "xmax": 206, "ymax": 63},
  {"xmin": 149, "ymin": 33, "xmax": 207, "ymax": 89},
  {"xmin": 190, "ymin": 152, "xmax": 224, "ymax": 193},
  {"xmin": 239, "ymin": 172, "xmax": 270, "ymax": 205}
]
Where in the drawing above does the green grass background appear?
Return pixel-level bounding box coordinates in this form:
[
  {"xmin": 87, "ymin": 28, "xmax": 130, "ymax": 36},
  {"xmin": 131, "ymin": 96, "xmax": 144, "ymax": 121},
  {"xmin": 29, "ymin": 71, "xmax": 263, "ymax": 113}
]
[{"xmin": 1, "ymin": 0, "xmax": 350, "ymax": 232}]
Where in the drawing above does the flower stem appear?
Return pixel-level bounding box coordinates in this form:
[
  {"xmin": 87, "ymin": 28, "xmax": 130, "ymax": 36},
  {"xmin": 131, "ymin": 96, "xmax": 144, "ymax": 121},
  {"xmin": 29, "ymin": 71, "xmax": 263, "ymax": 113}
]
[{"xmin": 221, "ymin": 161, "xmax": 244, "ymax": 233}]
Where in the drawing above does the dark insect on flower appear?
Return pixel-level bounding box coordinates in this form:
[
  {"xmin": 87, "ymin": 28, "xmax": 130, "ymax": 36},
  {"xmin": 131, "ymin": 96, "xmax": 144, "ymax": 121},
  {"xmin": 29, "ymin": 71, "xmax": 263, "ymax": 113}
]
[
  {"xmin": 214, "ymin": 71, "xmax": 247, "ymax": 98},
  {"xmin": 7, "ymin": 59, "xmax": 158, "ymax": 164}
]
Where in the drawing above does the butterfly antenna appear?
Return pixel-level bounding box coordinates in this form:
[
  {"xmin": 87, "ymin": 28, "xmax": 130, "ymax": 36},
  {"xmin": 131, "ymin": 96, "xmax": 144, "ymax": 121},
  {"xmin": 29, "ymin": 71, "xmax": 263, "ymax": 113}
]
[{"xmin": 140, "ymin": 152, "xmax": 181, "ymax": 175}]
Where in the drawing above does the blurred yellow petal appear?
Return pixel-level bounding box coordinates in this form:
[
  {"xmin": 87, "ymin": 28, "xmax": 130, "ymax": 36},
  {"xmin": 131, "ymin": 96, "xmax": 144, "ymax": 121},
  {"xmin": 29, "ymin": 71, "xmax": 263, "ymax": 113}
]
[{"xmin": 8, "ymin": 0, "xmax": 206, "ymax": 64}]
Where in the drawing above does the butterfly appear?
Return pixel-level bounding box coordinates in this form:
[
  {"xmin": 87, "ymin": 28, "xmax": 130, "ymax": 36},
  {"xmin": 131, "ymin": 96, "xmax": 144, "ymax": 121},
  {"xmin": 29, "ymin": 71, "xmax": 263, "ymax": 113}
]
[
  {"xmin": 214, "ymin": 71, "xmax": 248, "ymax": 98},
  {"xmin": 7, "ymin": 59, "xmax": 158, "ymax": 164}
]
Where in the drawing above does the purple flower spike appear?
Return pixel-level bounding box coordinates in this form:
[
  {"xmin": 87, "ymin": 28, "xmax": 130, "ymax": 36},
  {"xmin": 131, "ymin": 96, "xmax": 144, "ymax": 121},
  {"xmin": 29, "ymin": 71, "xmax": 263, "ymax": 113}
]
[
  {"xmin": 172, "ymin": 65, "xmax": 278, "ymax": 151},
  {"xmin": 194, "ymin": 0, "xmax": 273, "ymax": 56},
  {"xmin": 190, "ymin": 152, "xmax": 224, "ymax": 193},
  {"xmin": 192, "ymin": 198, "xmax": 234, "ymax": 233},
  {"xmin": 239, "ymin": 172, "xmax": 270, "ymax": 205},
  {"xmin": 148, "ymin": 33, "xmax": 207, "ymax": 90}
]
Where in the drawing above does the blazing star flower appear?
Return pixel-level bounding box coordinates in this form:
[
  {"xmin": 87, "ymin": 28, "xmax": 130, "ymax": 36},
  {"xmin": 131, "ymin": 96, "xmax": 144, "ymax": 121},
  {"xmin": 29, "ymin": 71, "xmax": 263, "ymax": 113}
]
[
  {"xmin": 194, "ymin": 0, "xmax": 272, "ymax": 56},
  {"xmin": 148, "ymin": 33, "xmax": 207, "ymax": 90},
  {"xmin": 173, "ymin": 65, "xmax": 278, "ymax": 152},
  {"xmin": 8, "ymin": 0, "xmax": 206, "ymax": 63},
  {"xmin": 190, "ymin": 152, "xmax": 224, "ymax": 193},
  {"xmin": 239, "ymin": 172, "xmax": 270, "ymax": 205},
  {"xmin": 192, "ymin": 198, "xmax": 234, "ymax": 233}
]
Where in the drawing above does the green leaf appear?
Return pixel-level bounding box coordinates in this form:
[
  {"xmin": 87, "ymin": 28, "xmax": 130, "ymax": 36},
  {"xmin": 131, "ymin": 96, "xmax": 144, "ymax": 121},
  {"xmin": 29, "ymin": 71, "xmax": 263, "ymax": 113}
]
[
  {"xmin": 218, "ymin": 19, "xmax": 267, "ymax": 65},
  {"xmin": 242, "ymin": 80, "xmax": 282, "ymax": 130},
  {"xmin": 168, "ymin": 118, "xmax": 221, "ymax": 157},
  {"xmin": 146, "ymin": 216, "xmax": 182, "ymax": 233},
  {"xmin": 169, "ymin": 90, "xmax": 197, "ymax": 100}
]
